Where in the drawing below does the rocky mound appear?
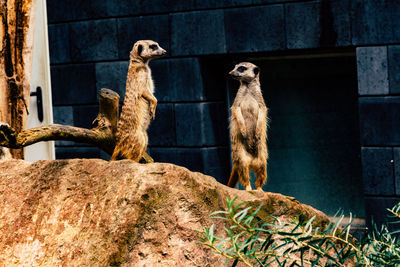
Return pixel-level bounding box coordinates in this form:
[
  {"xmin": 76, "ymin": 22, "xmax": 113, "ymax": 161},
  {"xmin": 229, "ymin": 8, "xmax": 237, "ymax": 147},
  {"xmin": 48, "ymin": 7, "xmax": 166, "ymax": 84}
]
[{"xmin": 0, "ymin": 159, "xmax": 328, "ymax": 266}]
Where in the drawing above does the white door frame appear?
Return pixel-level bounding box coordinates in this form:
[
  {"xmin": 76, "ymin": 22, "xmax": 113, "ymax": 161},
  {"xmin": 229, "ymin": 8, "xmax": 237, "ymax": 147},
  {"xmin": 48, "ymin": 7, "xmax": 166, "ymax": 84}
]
[{"xmin": 26, "ymin": 0, "xmax": 55, "ymax": 161}]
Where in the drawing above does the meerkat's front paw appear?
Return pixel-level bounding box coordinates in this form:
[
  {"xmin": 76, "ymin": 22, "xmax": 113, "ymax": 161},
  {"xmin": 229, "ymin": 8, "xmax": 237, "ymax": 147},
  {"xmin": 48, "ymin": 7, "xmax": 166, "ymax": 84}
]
[{"xmin": 150, "ymin": 104, "xmax": 157, "ymax": 119}]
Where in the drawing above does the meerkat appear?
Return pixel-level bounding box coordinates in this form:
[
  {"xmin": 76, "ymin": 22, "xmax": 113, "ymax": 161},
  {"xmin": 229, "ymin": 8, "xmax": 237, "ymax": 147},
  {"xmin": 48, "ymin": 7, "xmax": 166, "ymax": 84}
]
[
  {"xmin": 227, "ymin": 62, "xmax": 269, "ymax": 191},
  {"xmin": 110, "ymin": 40, "xmax": 166, "ymax": 161}
]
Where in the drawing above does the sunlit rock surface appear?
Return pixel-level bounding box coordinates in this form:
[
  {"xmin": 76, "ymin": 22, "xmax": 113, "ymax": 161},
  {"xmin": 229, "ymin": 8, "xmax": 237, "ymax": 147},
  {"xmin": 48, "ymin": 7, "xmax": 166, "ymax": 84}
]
[{"xmin": 0, "ymin": 159, "xmax": 328, "ymax": 266}]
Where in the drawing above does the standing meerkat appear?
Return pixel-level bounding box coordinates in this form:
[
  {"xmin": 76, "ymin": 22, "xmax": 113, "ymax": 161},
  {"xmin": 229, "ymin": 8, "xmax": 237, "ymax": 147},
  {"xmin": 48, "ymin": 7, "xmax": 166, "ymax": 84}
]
[
  {"xmin": 227, "ymin": 62, "xmax": 269, "ymax": 191},
  {"xmin": 110, "ymin": 40, "xmax": 166, "ymax": 161}
]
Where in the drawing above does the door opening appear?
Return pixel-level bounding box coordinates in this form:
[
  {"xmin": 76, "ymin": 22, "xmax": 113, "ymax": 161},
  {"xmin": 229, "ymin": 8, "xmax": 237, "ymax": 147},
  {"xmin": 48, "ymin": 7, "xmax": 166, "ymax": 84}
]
[{"xmin": 227, "ymin": 53, "xmax": 364, "ymax": 217}]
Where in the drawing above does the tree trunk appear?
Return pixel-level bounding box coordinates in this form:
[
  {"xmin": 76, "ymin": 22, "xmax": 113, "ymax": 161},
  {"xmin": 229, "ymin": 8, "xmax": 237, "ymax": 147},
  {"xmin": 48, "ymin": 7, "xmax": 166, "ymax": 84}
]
[{"xmin": 0, "ymin": 0, "xmax": 37, "ymax": 159}]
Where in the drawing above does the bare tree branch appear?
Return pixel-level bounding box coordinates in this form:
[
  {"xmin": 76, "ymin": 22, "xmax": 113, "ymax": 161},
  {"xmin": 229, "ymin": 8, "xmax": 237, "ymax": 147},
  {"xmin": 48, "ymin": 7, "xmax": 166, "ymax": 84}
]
[{"xmin": 0, "ymin": 88, "xmax": 154, "ymax": 163}]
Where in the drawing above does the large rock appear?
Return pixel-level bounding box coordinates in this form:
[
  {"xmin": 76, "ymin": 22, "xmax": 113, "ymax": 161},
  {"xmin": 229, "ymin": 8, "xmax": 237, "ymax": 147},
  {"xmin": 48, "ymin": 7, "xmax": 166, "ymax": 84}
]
[{"xmin": 0, "ymin": 159, "xmax": 328, "ymax": 266}]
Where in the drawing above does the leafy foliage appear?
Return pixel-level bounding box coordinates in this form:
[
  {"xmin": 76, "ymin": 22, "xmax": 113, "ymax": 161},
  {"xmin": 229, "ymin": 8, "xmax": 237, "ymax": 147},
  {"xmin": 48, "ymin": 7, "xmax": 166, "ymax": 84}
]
[{"xmin": 197, "ymin": 198, "xmax": 400, "ymax": 266}]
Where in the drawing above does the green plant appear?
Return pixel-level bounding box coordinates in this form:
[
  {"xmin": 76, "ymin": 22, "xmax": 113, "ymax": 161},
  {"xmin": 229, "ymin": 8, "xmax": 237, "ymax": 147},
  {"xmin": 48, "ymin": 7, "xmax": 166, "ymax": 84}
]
[{"xmin": 197, "ymin": 198, "xmax": 400, "ymax": 266}]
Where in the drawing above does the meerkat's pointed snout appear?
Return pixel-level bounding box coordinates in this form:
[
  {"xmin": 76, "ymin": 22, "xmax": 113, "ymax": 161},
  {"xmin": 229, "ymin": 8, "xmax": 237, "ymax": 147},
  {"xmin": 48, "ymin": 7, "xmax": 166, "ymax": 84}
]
[
  {"xmin": 229, "ymin": 70, "xmax": 241, "ymax": 80},
  {"xmin": 154, "ymin": 47, "xmax": 166, "ymax": 57},
  {"xmin": 229, "ymin": 69, "xmax": 240, "ymax": 78}
]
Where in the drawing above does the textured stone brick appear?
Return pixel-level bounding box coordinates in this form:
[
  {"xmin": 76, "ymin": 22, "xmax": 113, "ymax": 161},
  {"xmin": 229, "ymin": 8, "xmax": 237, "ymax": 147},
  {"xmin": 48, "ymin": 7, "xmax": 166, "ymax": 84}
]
[
  {"xmin": 224, "ymin": 5, "xmax": 285, "ymax": 53},
  {"xmin": 286, "ymin": 2, "xmax": 320, "ymax": 49},
  {"xmin": 356, "ymin": 47, "xmax": 389, "ymax": 95},
  {"xmin": 152, "ymin": 57, "xmax": 226, "ymax": 102},
  {"xmin": 361, "ymin": 147, "xmax": 394, "ymax": 195},
  {"xmin": 47, "ymin": 0, "xmax": 81, "ymax": 23},
  {"xmin": 169, "ymin": 0, "xmax": 244, "ymax": 12},
  {"xmin": 175, "ymin": 104, "xmax": 203, "ymax": 146},
  {"xmin": 169, "ymin": 0, "xmax": 296, "ymax": 11},
  {"xmin": 148, "ymin": 104, "xmax": 176, "ymax": 147},
  {"xmin": 198, "ymin": 57, "xmax": 226, "ymax": 101},
  {"xmin": 175, "ymin": 148, "xmax": 205, "ymax": 173},
  {"xmin": 47, "ymin": 0, "xmax": 118, "ymax": 23},
  {"xmin": 53, "ymin": 106, "xmax": 73, "ymax": 125},
  {"xmin": 117, "ymin": 16, "xmax": 170, "ymax": 60},
  {"xmin": 253, "ymin": 0, "xmax": 301, "ymax": 4},
  {"xmin": 53, "ymin": 104, "xmax": 107, "ymax": 148},
  {"xmin": 395, "ymin": 148, "xmax": 400, "ymax": 195},
  {"xmin": 286, "ymin": 1, "xmax": 351, "ymax": 49},
  {"xmin": 169, "ymin": 58, "xmax": 204, "ymax": 101},
  {"xmin": 150, "ymin": 60, "xmax": 173, "ymax": 102},
  {"xmin": 146, "ymin": 148, "xmax": 177, "ymax": 165},
  {"xmin": 359, "ymin": 97, "xmax": 400, "ymax": 146},
  {"xmin": 168, "ymin": 0, "xmax": 196, "ymax": 11},
  {"xmin": 389, "ymin": 45, "xmax": 400, "ymax": 94},
  {"xmin": 69, "ymin": 19, "xmax": 118, "ymax": 62},
  {"xmin": 201, "ymin": 103, "xmax": 228, "ymax": 146},
  {"xmin": 365, "ymin": 197, "xmax": 400, "ymax": 229},
  {"xmin": 352, "ymin": 0, "xmax": 400, "ymax": 45},
  {"xmin": 53, "ymin": 106, "xmax": 93, "ymax": 147},
  {"xmin": 136, "ymin": 58, "xmax": 204, "ymax": 103},
  {"xmin": 51, "ymin": 64, "xmax": 97, "ymax": 106},
  {"xmin": 115, "ymin": 0, "xmax": 169, "ymax": 16},
  {"xmin": 95, "ymin": 61, "xmax": 129, "ymax": 101},
  {"xmin": 149, "ymin": 147, "xmax": 230, "ymax": 181},
  {"xmin": 175, "ymin": 103, "xmax": 228, "ymax": 147},
  {"xmin": 73, "ymin": 105, "xmax": 99, "ymax": 129},
  {"xmin": 56, "ymin": 147, "xmax": 109, "ymax": 160},
  {"xmin": 170, "ymin": 10, "xmax": 226, "ymax": 56},
  {"xmin": 48, "ymin": 24, "xmax": 70, "ymax": 64},
  {"xmin": 148, "ymin": 148, "xmax": 204, "ymax": 173},
  {"xmin": 325, "ymin": 0, "xmax": 352, "ymax": 47},
  {"xmin": 202, "ymin": 147, "xmax": 230, "ymax": 184}
]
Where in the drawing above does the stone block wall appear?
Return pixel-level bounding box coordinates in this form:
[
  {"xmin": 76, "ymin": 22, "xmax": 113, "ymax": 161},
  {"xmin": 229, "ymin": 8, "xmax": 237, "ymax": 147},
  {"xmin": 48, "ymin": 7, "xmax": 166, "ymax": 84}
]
[
  {"xmin": 357, "ymin": 45, "xmax": 400, "ymax": 226},
  {"xmin": 47, "ymin": 0, "xmax": 400, "ymax": 221}
]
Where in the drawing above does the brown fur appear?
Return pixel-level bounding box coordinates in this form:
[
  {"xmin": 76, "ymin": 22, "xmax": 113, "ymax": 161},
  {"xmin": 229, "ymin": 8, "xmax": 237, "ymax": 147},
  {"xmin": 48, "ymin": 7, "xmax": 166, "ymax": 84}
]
[
  {"xmin": 0, "ymin": 147, "xmax": 12, "ymax": 160},
  {"xmin": 227, "ymin": 62, "xmax": 269, "ymax": 191},
  {"xmin": 110, "ymin": 40, "xmax": 166, "ymax": 161}
]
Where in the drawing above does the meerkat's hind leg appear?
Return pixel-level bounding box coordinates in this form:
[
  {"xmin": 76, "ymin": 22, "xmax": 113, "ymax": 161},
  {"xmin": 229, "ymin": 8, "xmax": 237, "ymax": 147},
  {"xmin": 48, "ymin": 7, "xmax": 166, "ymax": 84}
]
[
  {"xmin": 238, "ymin": 164, "xmax": 252, "ymax": 191},
  {"xmin": 254, "ymin": 163, "xmax": 267, "ymax": 191}
]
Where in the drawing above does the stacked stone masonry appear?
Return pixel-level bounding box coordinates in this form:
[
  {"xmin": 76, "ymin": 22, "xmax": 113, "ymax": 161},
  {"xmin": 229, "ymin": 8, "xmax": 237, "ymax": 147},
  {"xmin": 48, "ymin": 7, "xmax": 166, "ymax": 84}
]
[
  {"xmin": 357, "ymin": 45, "xmax": 400, "ymax": 227},
  {"xmin": 47, "ymin": 0, "xmax": 400, "ymax": 223}
]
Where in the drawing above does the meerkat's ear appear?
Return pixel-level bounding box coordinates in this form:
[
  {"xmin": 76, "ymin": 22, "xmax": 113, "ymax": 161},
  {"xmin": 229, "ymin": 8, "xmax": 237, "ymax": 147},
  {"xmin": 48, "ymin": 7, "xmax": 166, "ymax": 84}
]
[
  {"xmin": 137, "ymin": 44, "xmax": 143, "ymax": 56},
  {"xmin": 253, "ymin": 67, "xmax": 259, "ymax": 76}
]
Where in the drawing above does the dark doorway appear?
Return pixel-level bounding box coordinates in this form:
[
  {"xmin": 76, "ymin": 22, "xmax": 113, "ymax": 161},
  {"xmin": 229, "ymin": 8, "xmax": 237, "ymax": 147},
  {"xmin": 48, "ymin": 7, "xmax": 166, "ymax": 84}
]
[{"xmin": 228, "ymin": 53, "xmax": 364, "ymax": 217}]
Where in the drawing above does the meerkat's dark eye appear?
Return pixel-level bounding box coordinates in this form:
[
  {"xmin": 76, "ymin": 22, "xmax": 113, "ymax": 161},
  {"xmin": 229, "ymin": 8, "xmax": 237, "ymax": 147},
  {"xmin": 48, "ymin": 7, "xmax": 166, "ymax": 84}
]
[
  {"xmin": 237, "ymin": 66, "xmax": 247, "ymax": 73},
  {"xmin": 150, "ymin": 44, "xmax": 158, "ymax": 50},
  {"xmin": 137, "ymin": 44, "xmax": 143, "ymax": 55}
]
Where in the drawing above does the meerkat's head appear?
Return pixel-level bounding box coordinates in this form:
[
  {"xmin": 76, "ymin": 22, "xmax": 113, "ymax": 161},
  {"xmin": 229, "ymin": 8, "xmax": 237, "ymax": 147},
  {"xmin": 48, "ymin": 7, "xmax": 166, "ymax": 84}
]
[
  {"xmin": 229, "ymin": 62, "xmax": 260, "ymax": 83},
  {"xmin": 130, "ymin": 40, "xmax": 166, "ymax": 62}
]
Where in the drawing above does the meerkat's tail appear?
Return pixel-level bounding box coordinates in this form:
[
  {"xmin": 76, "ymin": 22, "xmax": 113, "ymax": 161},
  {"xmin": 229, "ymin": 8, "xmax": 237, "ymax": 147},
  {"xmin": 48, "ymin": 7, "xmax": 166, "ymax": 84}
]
[
  {"xmin": 110, "ymin": 149, "xmax": 124, "ymax": 161},
  {"xmin": 227, "ymin": 163, "xmax": 239, "ymax": 187},
  {"xmin": 109, "ymin": 152, "xmax": 119, "ymax": 161}
]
